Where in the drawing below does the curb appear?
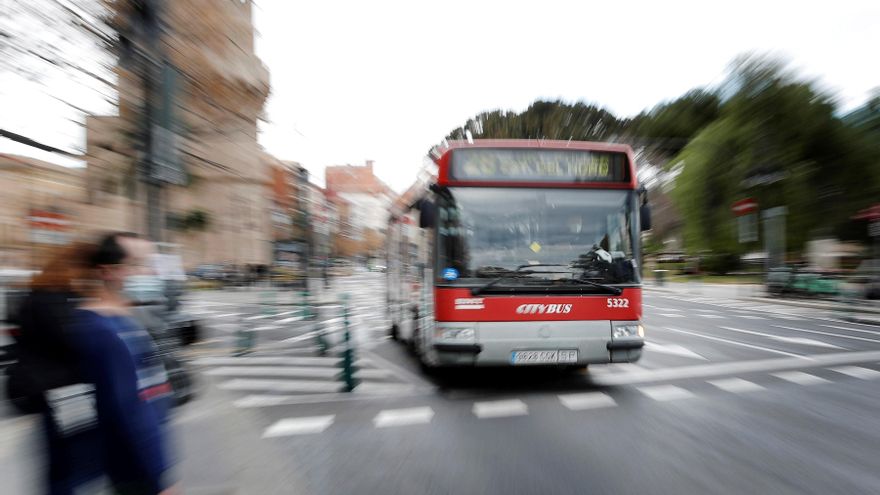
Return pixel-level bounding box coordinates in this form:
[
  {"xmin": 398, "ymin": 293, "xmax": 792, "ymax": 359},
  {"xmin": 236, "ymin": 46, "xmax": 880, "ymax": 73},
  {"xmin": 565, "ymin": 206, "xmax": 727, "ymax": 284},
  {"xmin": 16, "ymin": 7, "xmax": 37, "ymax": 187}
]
[{"xmin": 740, "ymin": 296, "xmax": 880, "ymax": 316}]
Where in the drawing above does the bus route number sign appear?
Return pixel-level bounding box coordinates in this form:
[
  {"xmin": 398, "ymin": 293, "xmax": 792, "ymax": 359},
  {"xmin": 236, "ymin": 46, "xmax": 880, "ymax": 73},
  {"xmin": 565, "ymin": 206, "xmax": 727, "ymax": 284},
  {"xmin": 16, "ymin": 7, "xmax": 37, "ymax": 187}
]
[{"xmin": 450, "ymin": 148, "xmax": 628, "ymax": 183}]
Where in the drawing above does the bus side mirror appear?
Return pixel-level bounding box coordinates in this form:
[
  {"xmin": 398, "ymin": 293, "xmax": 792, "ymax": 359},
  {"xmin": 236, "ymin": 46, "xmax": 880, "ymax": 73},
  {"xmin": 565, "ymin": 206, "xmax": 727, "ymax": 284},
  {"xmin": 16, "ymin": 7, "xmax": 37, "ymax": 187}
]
[
  {"xmin": 640, "ymin": 204, "xmax": 652, "ymax": 231},
  {"xmin": 418, "ymin": 199, "xmax": 436, "ymax": 229}
]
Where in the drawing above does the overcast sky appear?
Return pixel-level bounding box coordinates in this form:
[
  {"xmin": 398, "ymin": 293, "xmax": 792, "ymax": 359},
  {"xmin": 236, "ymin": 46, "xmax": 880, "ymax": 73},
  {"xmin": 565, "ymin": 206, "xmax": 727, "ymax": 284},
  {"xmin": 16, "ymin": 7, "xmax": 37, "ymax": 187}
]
[
  {"xmin": 253, "ymin": 0, "xmax": 879, "ymax": 192},
  {"xmin": 2, "ymin": 0, "xmax": 878, "ymax": 191}
]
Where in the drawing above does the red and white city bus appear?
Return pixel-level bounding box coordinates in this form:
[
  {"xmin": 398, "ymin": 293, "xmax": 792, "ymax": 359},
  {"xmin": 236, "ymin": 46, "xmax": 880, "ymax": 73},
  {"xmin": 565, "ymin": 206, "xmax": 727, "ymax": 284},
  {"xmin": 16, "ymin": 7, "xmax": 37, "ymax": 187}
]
[{"xmin": 386, "ymin": 140, "xmax": 651, "ymax": 369}]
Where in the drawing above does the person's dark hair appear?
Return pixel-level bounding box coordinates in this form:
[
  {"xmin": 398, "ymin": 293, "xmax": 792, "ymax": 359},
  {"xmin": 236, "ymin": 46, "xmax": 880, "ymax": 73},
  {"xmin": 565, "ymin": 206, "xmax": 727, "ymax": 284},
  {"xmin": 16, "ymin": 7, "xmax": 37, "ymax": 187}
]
[{"xmin": 88, "ymin": 232, "xmax": 140, "ymax": 267}]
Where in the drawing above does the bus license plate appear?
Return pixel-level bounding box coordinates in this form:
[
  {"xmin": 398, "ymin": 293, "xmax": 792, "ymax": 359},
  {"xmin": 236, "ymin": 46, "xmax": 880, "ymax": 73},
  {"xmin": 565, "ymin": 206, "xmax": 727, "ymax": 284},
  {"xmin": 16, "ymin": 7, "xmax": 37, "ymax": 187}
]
[{"xmin": 511, "ymin": 350, "xmax": 578, "ymax": 365}]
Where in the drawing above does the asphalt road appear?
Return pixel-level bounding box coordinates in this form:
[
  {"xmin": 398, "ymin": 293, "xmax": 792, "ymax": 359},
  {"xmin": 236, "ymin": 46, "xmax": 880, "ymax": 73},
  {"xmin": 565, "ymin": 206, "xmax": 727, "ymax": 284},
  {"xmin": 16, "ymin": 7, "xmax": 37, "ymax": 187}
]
[
  {"xmin": 10, "ymin": 275, "xmax": 875, "ymax": 493},
  {"xmin": 155, "ymin": 276, "xmax": 880, "ymax": 493}
]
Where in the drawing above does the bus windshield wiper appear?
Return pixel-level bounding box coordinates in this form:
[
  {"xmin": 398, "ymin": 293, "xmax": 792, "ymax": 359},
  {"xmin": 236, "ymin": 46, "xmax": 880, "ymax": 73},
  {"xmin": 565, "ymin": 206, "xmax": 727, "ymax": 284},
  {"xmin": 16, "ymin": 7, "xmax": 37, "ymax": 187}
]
[
  {"xmin": 471, "ymin": 264, "xmax": 569, "ymax": 295},
  {"xmin": 555, "ymin": 277, "xmax": 623, "ymax": 295}
]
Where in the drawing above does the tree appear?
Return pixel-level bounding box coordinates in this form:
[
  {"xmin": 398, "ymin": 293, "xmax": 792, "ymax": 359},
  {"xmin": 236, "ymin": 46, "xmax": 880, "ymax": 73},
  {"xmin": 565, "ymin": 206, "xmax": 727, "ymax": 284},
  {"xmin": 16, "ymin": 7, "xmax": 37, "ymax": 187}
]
[
  {"xmin": 670, "ymin": 55, "xmax": 880, "ymax": 257},
  {"xmin": 442, "ymin": 100, "xmax": 625, "ymax": 143},
  {"xmin": 627, "ymin": 89, "xmax": 721, "ymax": 156}
]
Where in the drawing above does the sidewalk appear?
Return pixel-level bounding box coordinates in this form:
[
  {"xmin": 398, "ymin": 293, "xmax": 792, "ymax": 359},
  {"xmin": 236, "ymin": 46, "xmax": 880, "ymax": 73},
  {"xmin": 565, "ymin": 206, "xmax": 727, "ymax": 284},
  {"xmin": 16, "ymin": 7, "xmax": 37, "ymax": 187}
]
[{"xmin": 0, "ymin": 376, "xmax": 313, "ymax": 495}]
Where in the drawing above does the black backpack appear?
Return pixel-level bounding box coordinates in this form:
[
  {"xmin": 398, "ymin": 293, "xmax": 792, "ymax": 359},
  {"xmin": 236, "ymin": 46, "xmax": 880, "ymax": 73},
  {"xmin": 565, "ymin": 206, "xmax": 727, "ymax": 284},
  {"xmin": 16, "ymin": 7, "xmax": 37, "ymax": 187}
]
[{"xmin": 4, "ymin": 290, "xmax": 83, "ymax": 415}]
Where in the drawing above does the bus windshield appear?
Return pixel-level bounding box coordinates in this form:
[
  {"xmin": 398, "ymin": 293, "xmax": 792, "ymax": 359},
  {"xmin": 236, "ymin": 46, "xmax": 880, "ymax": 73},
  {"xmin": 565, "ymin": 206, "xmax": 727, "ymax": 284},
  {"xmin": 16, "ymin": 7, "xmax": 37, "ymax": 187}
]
[{"xmin": 437, "ymin": 187, "xmax": 639, "ymax": 285}]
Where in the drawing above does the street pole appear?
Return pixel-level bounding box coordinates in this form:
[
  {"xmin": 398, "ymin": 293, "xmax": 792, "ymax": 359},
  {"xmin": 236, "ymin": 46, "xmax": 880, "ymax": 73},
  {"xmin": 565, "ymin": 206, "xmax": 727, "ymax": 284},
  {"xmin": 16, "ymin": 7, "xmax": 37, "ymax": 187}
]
[{"xmin": 141, "ymin": 0, "xmax": 162, "ymax": 242}]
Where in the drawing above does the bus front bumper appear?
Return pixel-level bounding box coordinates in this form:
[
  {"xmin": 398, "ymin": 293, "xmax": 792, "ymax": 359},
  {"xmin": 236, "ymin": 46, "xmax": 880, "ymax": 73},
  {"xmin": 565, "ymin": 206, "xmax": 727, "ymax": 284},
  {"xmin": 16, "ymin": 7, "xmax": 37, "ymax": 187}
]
[{"xmin": 429, "ymin": 321, "xmax": 643, "ymax": 366}]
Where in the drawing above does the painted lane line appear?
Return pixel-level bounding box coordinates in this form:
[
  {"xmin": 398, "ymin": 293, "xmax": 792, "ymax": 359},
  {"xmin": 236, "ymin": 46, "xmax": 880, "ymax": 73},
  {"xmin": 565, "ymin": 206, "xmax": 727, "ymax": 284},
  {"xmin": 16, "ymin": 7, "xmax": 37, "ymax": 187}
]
[
  {"xmin": 205, "ymin": 366, "xmax": 391, "ymax": 380},
  {"xmin": 829, "ymin": 366, "xmax": 880, "ymax": 380},
  {"xmin": 768, "ymin": 336, "xmax": 845, "ymax": 350},
  {"xmin": 244, "ymin": 314, "xmax": 275, "ymax": 321},
  {"xmin": 194, "ymin": 356, "xmax": 353, "ymax": 366},
  {"xmin": 276, "ymin": 316, "xmax": 304, "ymax": 324},
  {"xmin": 473, "ymin": 399, "xmax": 529, "ymax": 419},
  {"xmin": 773, "ymin": 325, "xmax": 880, "ymax": 345},
  {"xmin": 558, "ymin": 392, "xmax": 617, "ymax": 411},
  {"xmin": 659, "ymin": 313, "xmax": 686, "ymax": 318},
  {"xmin": 213, "ymin": 313, "xmax": 243, "ymax": 318},
  {"xmin": 373, "ymin": 407, "xmax": 434, "ymax": 428},
  {"xmin": 820, "ymin": 324, "xmax": 880, "ymax": 337},
  {"xmin": 218, "ymin": 378, "xmax": 343, "ymax": 393},
  {"xmin": 738, "ymin": 315, "xmax": 766, "ymax": 320},
  {"xmin": 638, "ymin": 385, "xmax": 695, "ymax": 401},
  {"xmin": 719, "ymin": 326, "xmax": 844, "ymax": 351},
  {"xmin": 262, "ymin": 415, "xmax": 335, "ymax": 438},
  {"xmin": 661, "ymin": 327, "xmax": 805, "ymax": 358},
  {"xmin": 708, "ymin": 378, "xmax": 765, "ymax": 394},
  {"xmin": 697, "ymin": 314, "xmax": 725, "ymax": 319},
  {"xmin": 772, "ymin": 371, "xmax": 830, "ymax": 386},
  {"xmin": 644, "ymin": 341, "xmax": 707, "ymax": 360}
]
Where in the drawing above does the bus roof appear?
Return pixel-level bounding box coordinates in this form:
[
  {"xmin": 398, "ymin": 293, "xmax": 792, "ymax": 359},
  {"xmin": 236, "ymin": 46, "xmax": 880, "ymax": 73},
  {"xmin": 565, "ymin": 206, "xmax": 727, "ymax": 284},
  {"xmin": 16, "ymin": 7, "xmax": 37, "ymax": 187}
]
[{"xmin": 432, "ymin": 139, "xmax": 637, "ymax": 189}]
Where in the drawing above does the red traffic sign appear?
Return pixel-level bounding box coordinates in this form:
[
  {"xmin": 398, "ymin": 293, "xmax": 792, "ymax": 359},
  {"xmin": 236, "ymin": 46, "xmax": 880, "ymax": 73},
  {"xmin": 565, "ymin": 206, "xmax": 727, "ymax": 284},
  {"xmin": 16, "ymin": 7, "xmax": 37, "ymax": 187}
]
[{"xmin": 732, "ymin": 198, "xmax": 758, "ymax": 216}]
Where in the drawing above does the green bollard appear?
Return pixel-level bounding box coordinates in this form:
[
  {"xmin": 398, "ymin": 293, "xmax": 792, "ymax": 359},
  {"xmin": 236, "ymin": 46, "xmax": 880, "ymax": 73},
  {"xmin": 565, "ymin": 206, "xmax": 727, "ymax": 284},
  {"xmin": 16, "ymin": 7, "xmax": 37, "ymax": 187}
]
[
  {"xmin": 234, "ymin": 313, "xmax": 254, "ymax": 356},
  {"xmin": 340, "ymin": 293, "xmax": 358, "ymax": 392}
]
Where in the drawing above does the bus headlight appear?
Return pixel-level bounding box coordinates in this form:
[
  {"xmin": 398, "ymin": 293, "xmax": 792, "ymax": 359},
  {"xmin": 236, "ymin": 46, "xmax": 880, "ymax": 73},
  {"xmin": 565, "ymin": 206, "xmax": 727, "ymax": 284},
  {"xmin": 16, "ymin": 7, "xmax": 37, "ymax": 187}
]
[
  {"xmin": 613, "ymin": 324, "xmax": 644, "ymax": 339},
  {"xmin": 436, "ymin": 328, "xmax": 475, "ymax": 341}
]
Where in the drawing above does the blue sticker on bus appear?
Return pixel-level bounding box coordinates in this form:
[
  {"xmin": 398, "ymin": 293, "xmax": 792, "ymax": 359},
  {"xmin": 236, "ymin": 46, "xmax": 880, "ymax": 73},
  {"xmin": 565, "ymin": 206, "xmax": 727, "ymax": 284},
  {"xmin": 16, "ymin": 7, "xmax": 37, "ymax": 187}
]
[{"xmin": 442, "ymin": 268, "xmax": 459, "ymax": 280}]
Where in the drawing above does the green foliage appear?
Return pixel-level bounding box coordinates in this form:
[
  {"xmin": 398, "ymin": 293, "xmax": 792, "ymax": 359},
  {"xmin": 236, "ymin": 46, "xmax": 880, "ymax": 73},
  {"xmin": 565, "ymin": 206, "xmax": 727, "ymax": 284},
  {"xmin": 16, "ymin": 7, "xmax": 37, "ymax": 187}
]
[
  {"xmin": 444, "ymin": 100, "xmax": 625, "ymax": 143},
  {"xmin": 700, "ymin": 252, "xmax": 741, "ymax": 275},
  {"xmin": 629, "ymin": 89, "xmax": 721, "ymax": 155},
  {"xmin": 670, "ymin": 55, "xmax": 880, "ymax": 254}
]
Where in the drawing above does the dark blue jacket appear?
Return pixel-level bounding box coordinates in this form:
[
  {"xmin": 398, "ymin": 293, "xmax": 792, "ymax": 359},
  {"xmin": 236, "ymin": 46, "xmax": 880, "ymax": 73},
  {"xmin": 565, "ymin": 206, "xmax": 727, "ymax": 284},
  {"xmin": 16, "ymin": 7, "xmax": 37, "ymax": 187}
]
[{"xmin": 66, "ymin": 309, "xmax": 174, "ymax": 493}]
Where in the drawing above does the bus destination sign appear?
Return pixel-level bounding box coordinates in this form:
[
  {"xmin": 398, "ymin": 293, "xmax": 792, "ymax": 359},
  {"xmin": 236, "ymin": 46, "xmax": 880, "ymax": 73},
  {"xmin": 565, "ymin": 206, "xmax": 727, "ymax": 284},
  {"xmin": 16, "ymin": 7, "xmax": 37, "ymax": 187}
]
[{"xmin": 449, "ymin": 148, "xmax": 629, "ymax": 183}]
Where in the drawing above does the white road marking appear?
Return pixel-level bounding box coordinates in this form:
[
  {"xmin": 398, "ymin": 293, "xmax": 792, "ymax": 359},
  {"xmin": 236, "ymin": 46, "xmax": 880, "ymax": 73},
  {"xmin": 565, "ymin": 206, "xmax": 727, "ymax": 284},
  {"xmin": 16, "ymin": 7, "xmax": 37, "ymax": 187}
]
[
  {"xmin": 244, "ymin": 314, "xmax": 275, "ymax": 321},
  {"xmin": 218, "ymin": 378, "xmax": 343, "ymax": 393},
  {"xmin": 659, "ymin": 313, "xmax": 686, "ymax": 318},
  {"xmin": 821, "ymin": 324, "xmax": 880, "ymax": 337},
  {"xmin": 204, "ymin": 366, "xmax": 392, "ymax": 379},
  {"xmin": 638, "ymin": 385, "xmax": 695, "ymax": 401},
  {"xmin": 769, "ymin": 336, "xmax": 845, "ymax": 350},
  {"xmin": 772, "ymin": 371, "xmax": 830, "ymax": 386},
  {"xmin": 213, "ymin": 313, "xmax": 243, "ymax": 318},
  {"xmin": 644, "ymin": 341, "xmax": 707, "ymax": 360},
  {"xmin": 662, "ymin": 327, "xmax": 805, "ymax": 358},
  {"xmin": 829, "ymin": 366, "xmax": 880, "ymax": 380},
  {"xmin": 719, "ymin": 326, "xmax": 845, "ymax": 350},
  {"xmin": 558, "ymin": 392, "xmax": 617, "ymax": 410},
  {"xmin": 591, "ymin": 351, "xmax": 880, "ymax": 387},
  {"xmin": 194, "ymin": 356, "xmax": 355, "ymax": 366},
  {"xmin": 263, "ymin": 415, "xmax": 335, "ymax": 437},
  {"xmin": 276, "ymin": 316, "xmax": 304, "ymax": 324},
  {"xmin": 738, "ymin": 315, "xmax": 766, "ymax": 320},
  {"xmin": 708, "ymin": 378, "xmax": 765, "ymax": 394},
  {"xmin": 773, "ymin": 325, "xmax": 880, "ymax": 344},
  {"xmin": 473, "ymin": 399, "xmax": 529, "ymax": 419},
  {"xmin": 373, "ymin": 407, "xmax": 434, "ymax": 428},
  {"xmin": 252, "ymin": 325, "xmax": 281, "ymax": 332},
  {"xmin": 697, "ymin": 314, "xmax": 725, "ymax": 319}
]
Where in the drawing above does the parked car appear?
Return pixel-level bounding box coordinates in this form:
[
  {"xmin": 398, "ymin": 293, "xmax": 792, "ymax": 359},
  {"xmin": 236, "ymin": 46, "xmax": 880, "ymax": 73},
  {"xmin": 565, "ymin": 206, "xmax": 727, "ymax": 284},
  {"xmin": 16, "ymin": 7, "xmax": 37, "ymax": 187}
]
[{"xmin": 190, "ymin": 263, "xmax": 223, "ymax": 281}]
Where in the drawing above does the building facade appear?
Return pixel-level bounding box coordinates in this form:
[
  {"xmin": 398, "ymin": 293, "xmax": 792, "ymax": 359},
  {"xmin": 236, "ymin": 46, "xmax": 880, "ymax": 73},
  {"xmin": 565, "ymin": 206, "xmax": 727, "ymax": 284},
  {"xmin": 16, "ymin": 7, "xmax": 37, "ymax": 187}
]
[
  {"xmin": 324, "ymin": 160, "xmax": 395, "ymax": 259},
  {"xmin": 85, "ymin": 0, "xmax": 273, "ymax": 268}
]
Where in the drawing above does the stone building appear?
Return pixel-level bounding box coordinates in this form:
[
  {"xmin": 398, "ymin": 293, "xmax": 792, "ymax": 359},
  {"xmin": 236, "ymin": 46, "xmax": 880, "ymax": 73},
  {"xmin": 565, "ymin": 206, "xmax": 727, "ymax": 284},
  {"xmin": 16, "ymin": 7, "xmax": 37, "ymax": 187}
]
[
  {"xmin": 324, "ymin": 160, "xmax": 395, "ymax": 259},
  {"xmin": 85, "ymin": 0, "xmax": 273, "ymax": 268}
]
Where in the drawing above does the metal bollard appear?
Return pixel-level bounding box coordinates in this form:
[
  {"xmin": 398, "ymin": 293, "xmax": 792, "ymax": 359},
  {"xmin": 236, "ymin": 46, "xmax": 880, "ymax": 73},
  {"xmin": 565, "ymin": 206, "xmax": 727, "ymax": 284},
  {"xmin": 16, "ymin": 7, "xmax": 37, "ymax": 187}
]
[
  {"xmin": 339, "ymin": 293, "xmax": 358, "ymax": 392},
  {"xmin": 233, "ymin": 311, "xmax": 253, "ymax": 356}
]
